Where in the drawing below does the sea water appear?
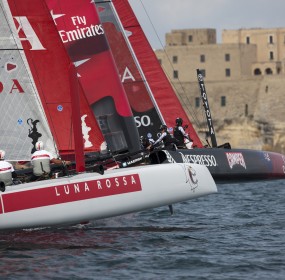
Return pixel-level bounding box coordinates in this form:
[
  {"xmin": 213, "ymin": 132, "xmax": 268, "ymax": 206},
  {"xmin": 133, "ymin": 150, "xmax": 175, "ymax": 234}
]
[{"xmin": 0, "ymin": 180, "xmax": 285, "ymax": 280}]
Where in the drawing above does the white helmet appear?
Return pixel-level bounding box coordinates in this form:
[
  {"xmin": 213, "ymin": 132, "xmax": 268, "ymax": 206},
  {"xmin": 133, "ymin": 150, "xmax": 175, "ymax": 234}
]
[
  {"xmin": 35, "ymin": 141, "xmax": 44, "ymax": 151},
  {"xmin": 0, "ymin": 150, "xmax": 5, "ymax": 160}
]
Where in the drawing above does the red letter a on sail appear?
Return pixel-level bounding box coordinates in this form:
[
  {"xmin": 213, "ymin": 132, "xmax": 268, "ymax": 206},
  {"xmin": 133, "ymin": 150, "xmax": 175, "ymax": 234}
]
[{"xmin": 10, "ymin": 79, "xmax": 24, "ymax": 93}]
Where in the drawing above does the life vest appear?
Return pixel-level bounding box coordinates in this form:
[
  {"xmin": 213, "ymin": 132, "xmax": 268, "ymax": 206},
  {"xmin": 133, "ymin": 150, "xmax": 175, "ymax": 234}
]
[
  {"xmin": 173, "ymin": 126, "xmax": 184, "ymax": 146},
  {"xmin": 163, "ymin": 132, "xmax": 178, "ymax": 147},
  {"xmin": 31, "ymin": 152, "xmax": 51, "ymax": 176}
]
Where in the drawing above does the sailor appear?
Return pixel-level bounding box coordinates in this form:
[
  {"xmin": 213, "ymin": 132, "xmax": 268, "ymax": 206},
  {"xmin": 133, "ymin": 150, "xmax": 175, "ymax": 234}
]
[
  {"xmin": 173, "ymin": 117, "xmax": 193, "ymax": 149},
  {"xmin": 147, "ymin": 124, "xmax": 178, "ymax": 150},
  {"xmin": 146, "ymin": 133, "xmax": 155, "ymax": 145},
  {"xmin": 31, "ymin": 141, "xmax": 71, "ymax": 180},
  {"xmin": 0, "ymin": 150, "xmax": 17, "ymax": 189}
]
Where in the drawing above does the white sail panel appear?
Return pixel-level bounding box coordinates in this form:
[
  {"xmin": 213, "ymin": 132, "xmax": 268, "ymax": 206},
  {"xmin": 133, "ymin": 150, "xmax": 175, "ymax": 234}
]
[{"xmin": 0, "ymin": 3, "xmax": 57, "ymax": 160}]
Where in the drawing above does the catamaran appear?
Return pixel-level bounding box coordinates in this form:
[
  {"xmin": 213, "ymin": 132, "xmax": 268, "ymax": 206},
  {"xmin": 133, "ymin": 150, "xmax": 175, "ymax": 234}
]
[
  {"xmin": 0, "ymin": 0, "xmax": 217, "ymax": 230},
  {"xmin": 95, "ymin": 0, "xmax": 285, "ymax": 183}
]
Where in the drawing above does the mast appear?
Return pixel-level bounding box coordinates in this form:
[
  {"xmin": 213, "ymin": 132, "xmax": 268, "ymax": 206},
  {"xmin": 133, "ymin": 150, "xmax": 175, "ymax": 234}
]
[
  {"xmin": 196, "ymin": 69, "xmax": 217, "ymax": 147},
  {"xmin": 69, "ymin": 63, "xmax": 85, "ymax": 172}
]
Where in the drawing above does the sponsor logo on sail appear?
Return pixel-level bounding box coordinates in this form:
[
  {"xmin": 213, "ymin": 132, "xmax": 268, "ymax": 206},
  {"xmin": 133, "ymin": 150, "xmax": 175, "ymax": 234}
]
[
  {"xmin": 0, "ymin": 79, "xmax": 24, "ymax": 94},
  {"xmin": 134, "ymin": 115, "xmax": 152, "ymax": 128},
  {"xmin": 13, "ymin": 16, "xmax": 46, "ymax": 50},
  {"xmin": 197, "ymin": 73, "xmax": 215, "ymax": 137},
  {"xmin": 226, "ymin": 152, "xmax": 246, "ymax": 169},
  {"xmin": 52, "ymin": 14, "xmax": 104, "ymax": 43}
]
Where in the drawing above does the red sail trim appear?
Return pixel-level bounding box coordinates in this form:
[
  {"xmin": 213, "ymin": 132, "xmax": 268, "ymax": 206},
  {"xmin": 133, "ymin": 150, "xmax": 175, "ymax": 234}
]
[
  {"xmin": 112, "ymin": 0, "xmax": 203, "ymax": 147},
  {"xmin": 97, "ymin": 1, "xmax": 164, "ymax": 139},
  {"xmin": 6, "ymin": 0, "xmax": 104, "ymax": 154},
  {"xmin": 102, "ymin": 22, "xmax": 155, "ymax": 113},
  {"xmin": 45, "ymin": 0, "xmax": 141, "ymax": 153}
]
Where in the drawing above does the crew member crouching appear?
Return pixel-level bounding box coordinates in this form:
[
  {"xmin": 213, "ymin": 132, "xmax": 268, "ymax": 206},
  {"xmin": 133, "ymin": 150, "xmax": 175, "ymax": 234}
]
[
  {"xmin": 31, "ymin": 141, "xmax": 71, "ymax": 181},
  {"xmin": 0, "ymin": 150, "xmax": 17, "ymax": 191}
]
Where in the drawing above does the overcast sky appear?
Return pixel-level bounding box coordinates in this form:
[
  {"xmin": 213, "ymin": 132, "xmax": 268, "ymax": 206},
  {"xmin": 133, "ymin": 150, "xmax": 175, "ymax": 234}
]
[{"xmin": 129, "ymin": 0, "xmax": 285, "ymax": 49}]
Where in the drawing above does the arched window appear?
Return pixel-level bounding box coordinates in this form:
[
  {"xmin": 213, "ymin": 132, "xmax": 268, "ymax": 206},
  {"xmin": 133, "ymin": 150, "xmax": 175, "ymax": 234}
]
[
  {"xmin": 265, "ymin": 68, "xmax": 273, "ymax": 75},
  {"xmin": 254, "ymin": 68, "xmax": 262, "ymax": 75}
]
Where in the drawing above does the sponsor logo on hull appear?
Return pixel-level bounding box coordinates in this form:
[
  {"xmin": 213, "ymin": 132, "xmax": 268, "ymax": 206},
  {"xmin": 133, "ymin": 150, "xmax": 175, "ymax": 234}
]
[
  {"xmin": 0, "ymin": 174, "xmax": 141, "ymax": 214},
  {"xmin": 164, "ymin": 151, "xmax": 218, "ymax": 167},
  {"xmin": 187, "ymin": 166, "xmax": 198, "ymax": 192},
  {"xmin": 225, "ymin": 152, "xmax": 246, "ymax": 169}
]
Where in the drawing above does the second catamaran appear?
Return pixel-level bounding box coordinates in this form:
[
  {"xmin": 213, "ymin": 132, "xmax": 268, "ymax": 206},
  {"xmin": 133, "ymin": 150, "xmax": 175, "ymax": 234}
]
[{"xmin": 100, "ymin": 0, "xmax": 285, "ymax": 183}]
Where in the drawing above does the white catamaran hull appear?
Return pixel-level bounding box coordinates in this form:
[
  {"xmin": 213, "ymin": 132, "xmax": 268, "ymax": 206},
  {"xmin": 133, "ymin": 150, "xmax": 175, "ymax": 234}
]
[{"xmin": 0, "ymin": 163, "xmax": 217, "ymax": 230}]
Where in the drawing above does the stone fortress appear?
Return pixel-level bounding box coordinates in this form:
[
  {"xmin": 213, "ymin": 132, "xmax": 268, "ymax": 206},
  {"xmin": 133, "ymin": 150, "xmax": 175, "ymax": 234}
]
[{"xmin": 155, "ymin": 28, "xmax": 285, "ymax": 153}]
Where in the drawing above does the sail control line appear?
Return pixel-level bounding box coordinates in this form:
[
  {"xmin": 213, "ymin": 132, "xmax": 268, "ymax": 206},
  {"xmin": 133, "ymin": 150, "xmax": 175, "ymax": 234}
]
[{"xmin": 196, "ymin": 69, "xmax": 218, "ymax": 148}]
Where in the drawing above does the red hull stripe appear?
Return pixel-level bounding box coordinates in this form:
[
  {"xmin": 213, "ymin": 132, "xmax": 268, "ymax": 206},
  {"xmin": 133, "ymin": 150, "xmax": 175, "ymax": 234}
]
[
  {"xmin": 31, "ymin": 154, "xmax": 50, "ymax": 160},
  {"xmin": 2, "ymin": 174, "xmax": 142, "ymax": 213},
  {"xmin": 0, "ymin": 167, "xmax": 11, "ymax": 172}
]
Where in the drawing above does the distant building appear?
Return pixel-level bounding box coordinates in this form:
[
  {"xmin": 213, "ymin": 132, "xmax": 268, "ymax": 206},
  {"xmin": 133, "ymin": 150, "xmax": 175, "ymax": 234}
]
[
  {"xmin": 156, "ymin": 28, "xmax": 285, "ymax": 82},
  {"xmin": 154, "ymin": 28, "xmax": 285, "ymax": 152},
  {"xmin": 222, "ymin": 28, "xmax": 285, "ymax": 76}
]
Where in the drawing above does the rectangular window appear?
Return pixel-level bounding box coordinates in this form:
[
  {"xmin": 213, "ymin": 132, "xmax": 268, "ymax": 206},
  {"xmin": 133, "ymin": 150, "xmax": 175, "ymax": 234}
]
[
  {"xmin": 269, "ymin": 51, "xmax": 274, "ymax": 60},
  {"xmin": 246, "ymin": 36, "xmax": 250, "ymax": 44},
  {"xmin": 173, "ymin": 70, "xmax": 178, "ymax": 79},
  {"xmin": 225, "ymin": 53, "xmax": 230, "ymax": 61},
  {"xmin": 200, "ymin": 69, "xmax": 206, "ymax": 78},
  {"xmin": 195, "ymin": 97, "xmax": 200, "ymax": 108},
  {"xmin": 188, "ymin": 35, "xmax": 193, "ymax": 42},
  {"xmin": 200, "ymin": 54, "xmax": 205, "ymax": 63},
  {"xmin": 225, "ymin": 68, "xmax": 231, "ymax": 77},
  {"xmin": 269, "ymin": 35, "xmax": 274, "ymax": 44},
  {"xmin": 172, "ymin": 56, "xmax": 178, "ymax": 63},
  {"xmin": 221, "ymin": 96, "xmax": 226, "ymax": 107}
]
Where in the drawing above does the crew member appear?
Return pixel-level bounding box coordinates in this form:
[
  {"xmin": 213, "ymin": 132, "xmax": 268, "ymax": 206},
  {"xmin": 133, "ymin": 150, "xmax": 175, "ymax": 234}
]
[
  {"xmin": 173, "ymin": 117, "xmax": 193, "ymax": 148},
  {"xmin": 31, "ymin": 141, "xmax": 71, "ymax": 180},
  {"xmin": 0, "ymin": 150, "xmax": 17, "ymax": 188},
  {"xmin": 147, "ymin": 124, "xmax": 178, "ymax": 150}
]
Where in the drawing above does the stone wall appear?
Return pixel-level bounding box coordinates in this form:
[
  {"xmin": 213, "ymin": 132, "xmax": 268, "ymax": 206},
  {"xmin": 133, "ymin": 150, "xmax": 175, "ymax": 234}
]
[{"xmin": 172, "ymin": 75, "xmax": 285, "ymax": 153}]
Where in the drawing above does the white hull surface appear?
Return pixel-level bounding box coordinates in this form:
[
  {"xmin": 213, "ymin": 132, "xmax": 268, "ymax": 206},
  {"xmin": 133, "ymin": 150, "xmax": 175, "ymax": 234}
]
[{"xmin": 0, "ymin": 163, "xmax": 217, "ymax": 230}]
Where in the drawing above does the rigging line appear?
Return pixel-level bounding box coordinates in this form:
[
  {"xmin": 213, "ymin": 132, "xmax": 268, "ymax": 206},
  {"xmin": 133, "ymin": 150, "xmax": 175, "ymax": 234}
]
[
  {"xmin": 0, "ymin": 48, "xmax": 24, "ymax": 50},
  {"xmin": 136, "ymin": 0, "xmax": 203, "ymax": 132}
]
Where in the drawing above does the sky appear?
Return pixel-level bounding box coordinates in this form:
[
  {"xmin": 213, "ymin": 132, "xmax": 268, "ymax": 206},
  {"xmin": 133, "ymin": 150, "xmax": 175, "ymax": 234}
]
[{"xmin": 129, "ymin": 0, "xmax": 285, "ymax": 49}]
